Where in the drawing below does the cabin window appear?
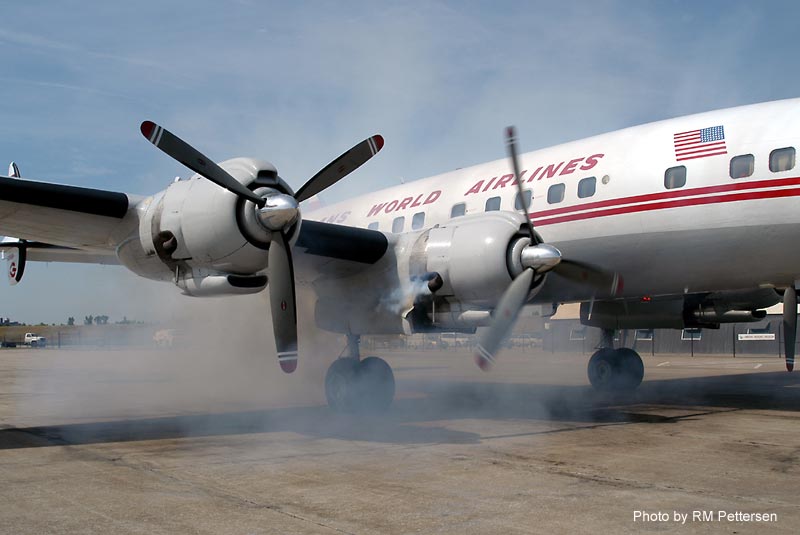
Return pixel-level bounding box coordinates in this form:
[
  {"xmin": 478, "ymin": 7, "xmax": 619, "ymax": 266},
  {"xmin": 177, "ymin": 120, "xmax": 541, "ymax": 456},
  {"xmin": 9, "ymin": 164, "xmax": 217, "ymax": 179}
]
[
  {"xmin": 485, "ymin": 196, "xmax": 501, "ymax": 211},
  {"xmin": 367, "ymin": 222, "xmax": 379, "ymax": 230},
  {"xmin": 514, "ymin": 189, "xmax": 532, "ymax": 211},
  {"xmin": 577, "ymin": 176, "xmax": 596, "ymax": 198},
  {"xmin": 411, "ymin": 212, "xmax": 425, "ymax": 230},
  {"xmin": 729, "ymin": 154, "xmax": 754, "ymax": 179},
  {"xmin": 769, "ymin": 147, "xmax": 795, "ymax": 172},
  {"xmin": 547, "ymin": 183, "xmax": 565, "ymax": 204},
  {"xmin": 664, "ymin": 166, "xmax": 686, "ymax": 189},
  {"xmin": 450, "ymin": 202, "xmax": 466, "ymax": 218},
  {"xmin": 392, "ymin": 216, "xmax": 405, "ymax": 233}
]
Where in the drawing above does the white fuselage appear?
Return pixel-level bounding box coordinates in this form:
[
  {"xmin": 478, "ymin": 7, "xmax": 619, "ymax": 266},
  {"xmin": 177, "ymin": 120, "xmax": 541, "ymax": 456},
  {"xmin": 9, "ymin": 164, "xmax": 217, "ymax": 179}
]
[{"xmin": 309, "ymin": 98, "xmax": 800, "ymax": 303}]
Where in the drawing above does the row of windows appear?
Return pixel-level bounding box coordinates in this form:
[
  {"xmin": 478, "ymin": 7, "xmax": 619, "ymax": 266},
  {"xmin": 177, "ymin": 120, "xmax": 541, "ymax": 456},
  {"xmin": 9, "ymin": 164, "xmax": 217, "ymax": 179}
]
[
  {"xmin": 730, "ymin": 147, "xmax": 794, "ymax": 178},
  {"xmin": 544, "ymin": 176, "xmax": 598, "ymax": 205},
  {"xmin": 369, "ymin": 146, "xmax": 798, "ymax": 230},
  {"xmin": 664, "ymin": 146, "xmax": 796, "ymax": 190},
  {"xmin": 370, "ymin": 175, "xmax": 600, "ymax": 230},
  {"xmin": 368, "ymin": 211, "xmax": 427, "ymax": 233}
]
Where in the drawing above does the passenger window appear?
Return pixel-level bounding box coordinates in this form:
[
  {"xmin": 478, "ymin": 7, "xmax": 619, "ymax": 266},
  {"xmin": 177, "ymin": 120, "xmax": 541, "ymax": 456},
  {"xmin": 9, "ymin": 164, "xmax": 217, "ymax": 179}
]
[
  {"xmin": 485, "ymin": 196, "xmax": 501, "ymax": 211},
  {"xmin": 577, "ymin": 176, "xmax": 596, "ymax": 198},
  {"xmin": 367, "ymin": 222, "xmax": 379, "ymax": 230},
  {"xmin": 664, "ymin": 166, "xmax": 686, "ymax": 189},
  {"xmin": 450, "ymin": 203, "xmax": 466, "ymax": 218},
  {"xmin": 729, "ymin": 154, "xmax": 754, "ymax": 179},
  {"xmin": 411, "ymin": 212, "xmax": 425, "ymax": 230},
  {"xmin": 392, "ymin": 216, "xmax": 405, "ymax": 233},
  {"xmin": 769, "ymin": 147, "xmax": 795, "ymax": 172},
  {"xmin": 514, "ymin": 190, "xmax": 532, "ymax": 211},
  {"xmin": 547, "ymin": 183, "xmax": 565, "ymax": 204}
]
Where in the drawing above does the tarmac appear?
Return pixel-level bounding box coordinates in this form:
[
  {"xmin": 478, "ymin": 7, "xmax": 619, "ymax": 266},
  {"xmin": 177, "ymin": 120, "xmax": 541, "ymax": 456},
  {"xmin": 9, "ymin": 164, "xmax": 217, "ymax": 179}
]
[{"xmin": 0, "ymin": 345, "xmax": 798, "ymax": 534}]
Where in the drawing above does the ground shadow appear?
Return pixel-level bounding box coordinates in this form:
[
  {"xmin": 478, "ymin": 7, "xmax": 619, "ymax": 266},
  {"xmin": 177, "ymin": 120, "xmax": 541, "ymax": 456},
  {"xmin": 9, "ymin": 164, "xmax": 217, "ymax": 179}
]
[{"xmin": 1, "ymin": 370, "xmax": 797, "ymax": 450}]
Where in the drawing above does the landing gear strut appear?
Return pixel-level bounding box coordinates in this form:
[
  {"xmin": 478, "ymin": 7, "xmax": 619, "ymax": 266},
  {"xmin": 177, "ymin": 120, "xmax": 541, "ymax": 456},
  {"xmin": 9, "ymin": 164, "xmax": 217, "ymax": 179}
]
[
  {"xmin": 324, "ymin": 334, "xmax": 396, "ymax": 413},
  {"xmin": 587, "ymin": 330, "xmax": 644, "ymax": 392}
]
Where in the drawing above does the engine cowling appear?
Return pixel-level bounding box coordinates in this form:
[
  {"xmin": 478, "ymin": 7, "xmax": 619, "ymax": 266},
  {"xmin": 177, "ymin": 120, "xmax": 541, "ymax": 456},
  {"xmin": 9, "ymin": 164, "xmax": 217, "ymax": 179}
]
[
  {"xmin": 408, "ymin": 211, "xmax": 535, "ymax": 308},
  {"xmin": 117, "ymin": 157, "xmax": 298, "ymax": 288}
]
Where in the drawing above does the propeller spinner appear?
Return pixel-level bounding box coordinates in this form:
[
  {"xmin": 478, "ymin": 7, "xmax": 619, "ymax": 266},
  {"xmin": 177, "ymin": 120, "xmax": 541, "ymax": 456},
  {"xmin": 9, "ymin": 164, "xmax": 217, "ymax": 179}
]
[{"xmin": 141, "ymin": 120, "xmax": 384, "ymax": 373}]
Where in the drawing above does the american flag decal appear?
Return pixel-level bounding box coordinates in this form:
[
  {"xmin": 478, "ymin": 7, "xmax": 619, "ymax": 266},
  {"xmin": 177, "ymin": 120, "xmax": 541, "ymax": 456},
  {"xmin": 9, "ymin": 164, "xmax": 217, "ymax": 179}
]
[{"xmin": 674, "ymin": 125, "xmax": 727, "ymax": 161}]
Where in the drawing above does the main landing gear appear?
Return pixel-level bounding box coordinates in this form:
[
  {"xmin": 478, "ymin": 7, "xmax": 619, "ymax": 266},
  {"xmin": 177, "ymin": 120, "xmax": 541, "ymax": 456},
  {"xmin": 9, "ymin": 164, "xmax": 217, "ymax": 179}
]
[
  {"xmin": 587, "ymin": 329, "xmax": 644, "ymax": 392},
  {"xmin": 324, "ymin": 335, "xmax": 396, "ymax": 413}
]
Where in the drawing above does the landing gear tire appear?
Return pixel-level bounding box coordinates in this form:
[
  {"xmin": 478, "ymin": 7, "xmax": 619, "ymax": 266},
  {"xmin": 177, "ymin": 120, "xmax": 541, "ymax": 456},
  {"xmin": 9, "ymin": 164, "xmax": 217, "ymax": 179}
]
[
  {"xmin": 325, "ymin": 357, "xmax": 359, "ymax": 412},
  {"xmin": 324, "ymin": 356, "xmax": 395, "ymax": 413},
  {"xmin": 356, "ymin": 357, "xmax": 396, "ymax": 413},
  {"xmin": 587, "ymin": 348, "xmax": 643, "ymax": 392},
  {"xmin": 615, "ymin": 347, "xmax": 644, "ymax": 391},
  {"xmin": 588, "ymin": 348, "xmax": 617, "ymax": 391}
]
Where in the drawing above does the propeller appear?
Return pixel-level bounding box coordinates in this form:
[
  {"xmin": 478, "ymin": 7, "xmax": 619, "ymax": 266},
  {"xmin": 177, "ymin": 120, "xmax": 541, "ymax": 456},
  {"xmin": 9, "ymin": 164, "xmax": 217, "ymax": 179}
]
[
  {"xmin": 475, "ymin": 127, "xmax": 622, "ymax": 370},
  {"xmin": 141, "ymin": 121, "xmax": 384, "ymax": 373},
  {"xmin": 141, "ymin": 122, "xmax": 265, "ymax": 206},
  {"xmin": 506, "ymin": 127, "xmax": 538, "ymax": 245},
  {"xmin": 783, "ymin": 286, "xmax": 796, "ymax": 372}
]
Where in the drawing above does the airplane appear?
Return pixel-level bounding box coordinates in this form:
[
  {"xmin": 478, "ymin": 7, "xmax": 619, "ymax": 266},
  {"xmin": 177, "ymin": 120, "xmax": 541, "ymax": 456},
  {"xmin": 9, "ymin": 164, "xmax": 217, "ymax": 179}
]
[{"xmin": 2, "ymin": 97, "xmax": 799, "ymax": 413}]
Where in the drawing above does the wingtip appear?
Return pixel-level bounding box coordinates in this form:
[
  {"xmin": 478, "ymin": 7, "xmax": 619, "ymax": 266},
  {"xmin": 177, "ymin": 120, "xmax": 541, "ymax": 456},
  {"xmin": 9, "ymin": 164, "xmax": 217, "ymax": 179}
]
[{"xmin": 373, "ymin": 135, "xmax": 384, "ymax": 151}]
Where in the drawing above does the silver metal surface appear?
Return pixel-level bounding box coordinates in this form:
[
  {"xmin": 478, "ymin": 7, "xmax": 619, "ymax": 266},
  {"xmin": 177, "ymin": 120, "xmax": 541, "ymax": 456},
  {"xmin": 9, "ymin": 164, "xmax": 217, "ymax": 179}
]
[
  {"xmin": 257, "ymin": 193, "xmax": 300, "ymax": 232},
  {"xmin": 520, "ymin": 243, "xmax": 562, "ymax": 273}
]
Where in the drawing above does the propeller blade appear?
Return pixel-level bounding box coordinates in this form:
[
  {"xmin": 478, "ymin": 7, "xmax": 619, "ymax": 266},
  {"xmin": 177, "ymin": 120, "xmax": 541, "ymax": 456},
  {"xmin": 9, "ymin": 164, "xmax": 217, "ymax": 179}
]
[
  {"xmin": 269, "ymin": 232, "xmax": 298, "ymax": 373},
  {"xmin": 294, "ymin": 135, "xmax": 384, "ymax": 203},
  {"xmin": 554, "ymin": 259, "xmax": 624, "ymax": 297},
  {"xmin": 140, "ymin": 121, "xmax": 265, "ymax": 206},
  {"xmin": 475, "ymin": 268, "xmax": 534, "ymax": 370},
  {"xmin": 506, "ymin": 126, "xmax": 537, "ymax": 244},
  {"xmin": 783, "ymin": 287, "xmax": 796, "ymax": 372}
]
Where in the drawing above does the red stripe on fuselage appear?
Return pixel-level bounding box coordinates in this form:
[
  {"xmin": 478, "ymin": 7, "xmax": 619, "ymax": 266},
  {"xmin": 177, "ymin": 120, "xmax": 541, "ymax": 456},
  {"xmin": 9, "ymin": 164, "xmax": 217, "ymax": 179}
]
[
  {"xmin": 530, "ymin": 176, "xmax": 800, "ymax": 226},
  {"xmin": 532, "ymin": 186, "xmax": 800, "ymax": 226}
]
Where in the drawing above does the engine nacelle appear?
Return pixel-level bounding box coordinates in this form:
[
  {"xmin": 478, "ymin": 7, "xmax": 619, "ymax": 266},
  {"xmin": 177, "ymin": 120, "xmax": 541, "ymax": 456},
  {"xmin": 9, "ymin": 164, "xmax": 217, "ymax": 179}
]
[
  {"xmin": 117, "ymin": 157, "xmax": 298, "ymax": 287},
  {"xmin": 580, "ymin": 298, "xmax": 768, "ymax": 330},
  {"xmin": 408, "ymin": 212, "xmax": 531, "ymax": 308}
]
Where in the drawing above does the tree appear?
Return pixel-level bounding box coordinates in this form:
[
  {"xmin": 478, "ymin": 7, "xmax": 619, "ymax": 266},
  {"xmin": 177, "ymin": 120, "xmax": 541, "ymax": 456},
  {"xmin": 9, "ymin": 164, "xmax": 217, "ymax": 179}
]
[
  {"xmin": 84, "ymin": 315, "xmax": 93, "ymax": 325},
  {"xmin": 67, "ymin": 317, "xmax": 75, "ymax": 326}
]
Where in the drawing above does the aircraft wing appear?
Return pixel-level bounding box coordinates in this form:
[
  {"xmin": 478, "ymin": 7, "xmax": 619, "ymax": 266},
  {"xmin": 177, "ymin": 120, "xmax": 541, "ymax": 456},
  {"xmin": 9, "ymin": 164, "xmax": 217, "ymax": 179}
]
[
  {"xmin": 294, "ymin": 220, "xmax": 390, "ymax": 280},
  {"xmin": 0, "ymin": 174, "xmax": 138, "ymax": 251},
  {"xmin": 0, "ymin": 240, "xmax": 118, "ymax": 265}
]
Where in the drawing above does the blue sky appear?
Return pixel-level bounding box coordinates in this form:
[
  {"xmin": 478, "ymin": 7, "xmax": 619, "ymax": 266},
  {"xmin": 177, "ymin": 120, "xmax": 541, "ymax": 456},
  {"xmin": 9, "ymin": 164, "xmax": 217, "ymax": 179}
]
[{"xmin": 2, "ymin": 0, "xmax": 800, "ymax": 324}]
